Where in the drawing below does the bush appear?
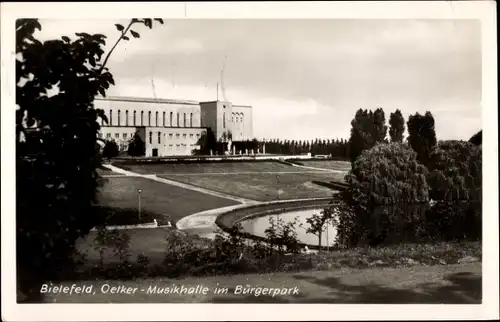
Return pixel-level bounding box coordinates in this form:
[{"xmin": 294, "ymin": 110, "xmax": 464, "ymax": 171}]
[
  {"xmin": 102, "ymin": 140, "xmax": 119, "ymax": 159},
  {"xmin": 127, "ymin": 132, "xmax": 146, "ymax": 157},
  {"xmin": 339, "ymin": 143, "xmax": 431, "ymax": 247},
  {"xmin": 427, "ymin": 140, "xmax": 482, "ymax": 202},
  {"xmin": 345, "ymin": 142, "xmax": 429, "ymax": 207},
  {"xmin": 425, "ymin": 201, "xmax": 481, "ymax": 241},
  {"xmin": 264, "ymin": 216, "xmax": 302, "ymax": 254},
  {"xmin": 338, "ymin": 141, "xmax": 482, "ymax": 247}
]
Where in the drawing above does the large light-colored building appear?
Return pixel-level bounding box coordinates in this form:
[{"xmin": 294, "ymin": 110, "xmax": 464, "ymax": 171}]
[{"xmin": 95, "ymin": 96, "xmax": 253, "ymax": 156}]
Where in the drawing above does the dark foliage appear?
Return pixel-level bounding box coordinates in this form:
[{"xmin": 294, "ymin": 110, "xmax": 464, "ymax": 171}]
[
  {"xmin": 426, "ymin": 140, "xmax": 482, "ymax": 202},
  {"xmin": 372, "ymin": 107, "xmax": 388, "ymax": 144},
  {"xmin": 468, "ymin": 130, "xmax": 482, "ymax": 146},
  {"xmin": 262, "ymin": 138, "xmax": 350, "ymax": 159},
  {"xmin": 389, "ymin": 109, "xmax": 405, "ymax": 143},
  {"xmin": 127, "ymin": 131, "xmax": 146, "ymax": 156},
  {"xmin": 16, "ymin": 18, "xmax": 163, "ymax": 302},
  {"xmin": 407, "ymin": 111, "xmax": 437, "ymax": 165},
  {"xmin": 345, "ymin": 143, "xmax": 429, "ymax": 207},
  {"xmin": 338, "ymin": 139, "xmax": 482, "ymax": 247},
  {"xmin": 194, "ymin": 127, "xmax": 217, "ymax": 155},
  {"xmin": 348, "ymin": 108, "xmax": 388, "ymax": 163},
  {"xmin": 102, "ymin": 140, "xmax": 119, "ymax": 159},
  {"xmin": 340, "ymin": 143, "xmax": 430, "ymax": 247}
]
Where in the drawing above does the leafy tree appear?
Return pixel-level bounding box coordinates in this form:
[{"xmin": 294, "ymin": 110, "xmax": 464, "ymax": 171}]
[
  {"xmin": 16, "ymin": 18, "xmax": 163, "ymax": 302},
  {"xmin": 345, "ymin": 143, "xmax": 430, "ymax": 208},
  {"xmin": 342, "ymin": 143, "xmax": 430, "ymax": 247},
  {"xmin": 127, "ymin": 131, "xmax": 146, "ymax": 156},
  {"xmin": 305, "ymin": 207, "xmax": 334, "ymax": 251},
  {"xmin": 348, "ymin": 109, "xmax": 374, "ymax": 163},
  {"xmin": 425, "ymin": 141, "xmax": 482, "ymax": 241},
  {"xmin": 372, "ymin": 107, "xmax": 388, "ymax": 144},
  {"xmin": 469, "ymin": 130, "xmax": 482, "ymax": 145},
  {"xmin": 427, "ymin": 140, "xmax": 482, "ymax": 202},
  {"xmin": 389, "ymin": 109, "xmax": 405, "ymax": 143},
  {"xmin": 195, "ymin": 127, "xmax": 217, "ymax": 155},
  {"xmin": 102, "ymin": 140, "xmax": 119, "ymax": 159},
  {"xmin": 407, "ymin": 111, "xmax": 437, "ymax": 165}
]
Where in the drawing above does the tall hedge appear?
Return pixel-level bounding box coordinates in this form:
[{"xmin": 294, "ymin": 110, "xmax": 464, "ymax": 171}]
[
  {"xmin": 345, "ymin": 143, "xmax": 429, "ymax": 207},
  {"xmin": 426, "ymin": 140, "xmax": 482, "ymax": 202},
  {"xmin": 338, "ymin": 143, "xmax": 430, "ymax": 247}
]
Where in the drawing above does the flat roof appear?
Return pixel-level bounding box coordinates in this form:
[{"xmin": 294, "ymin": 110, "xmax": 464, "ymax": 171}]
[
  {"xmin": 95, "ymin": 96, "xmax": 199, "ymax": 105},
  {"xmin": 199, "ymin": 101, "xmax": 251, "ymax": 107},
  {"xmin": 96, "ymin": 96, "xmax": 252, "ymax": 108}
]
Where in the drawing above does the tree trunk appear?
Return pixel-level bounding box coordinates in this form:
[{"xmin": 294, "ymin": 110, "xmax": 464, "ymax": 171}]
[{"xmin": 318, "ymin": 232, "xmax": 322, "ymax": 252}]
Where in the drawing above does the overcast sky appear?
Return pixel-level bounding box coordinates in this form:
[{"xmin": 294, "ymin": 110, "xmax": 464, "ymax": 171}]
[{"xmin": 37, "ymin": 19, "xmax": 481, "ymax": 141}]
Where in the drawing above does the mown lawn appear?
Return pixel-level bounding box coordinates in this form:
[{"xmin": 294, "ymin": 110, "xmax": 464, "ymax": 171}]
[
  {"xmin": 97, "ymin": 177, "xmax": 238, "ymax": 224},
  {"xmin": 158, "ymin": 172, "xmax": 346, "ymax": 201},
  {"xmin": 114, "ymin": 161, "xmax": 320, "ymax": 175}
]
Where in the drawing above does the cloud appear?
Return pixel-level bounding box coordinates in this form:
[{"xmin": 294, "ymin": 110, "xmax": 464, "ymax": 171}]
[{"xmin": 35, "ymin": 19, "xmax": 481, "ymax": 141}]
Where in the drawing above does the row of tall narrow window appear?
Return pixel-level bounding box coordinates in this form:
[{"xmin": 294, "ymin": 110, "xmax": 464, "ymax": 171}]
[
  {"xmin": 102, "ymin": 132, "xmax": 200, "ymax": 142},
  {"xmin": 108, "ymin": 110, "xmax": 195, "ymax": 127},
  {"xmin": 148, "ymin": 131, "xmax": 200, "ymax": 144}
]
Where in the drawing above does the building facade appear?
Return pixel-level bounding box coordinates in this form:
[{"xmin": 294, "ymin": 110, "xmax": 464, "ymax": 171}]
[{"xmin": 95, "ymin": 96, "xmax": 253, "ymax": 156}]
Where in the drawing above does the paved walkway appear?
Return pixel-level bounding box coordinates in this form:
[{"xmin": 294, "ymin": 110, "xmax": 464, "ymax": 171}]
[{"xmin": 103, "ymin": 164, "xmax": 256, "ymax": 204}]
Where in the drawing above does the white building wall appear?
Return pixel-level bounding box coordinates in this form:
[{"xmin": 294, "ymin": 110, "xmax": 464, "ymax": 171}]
[
  {"xmin": 232, "ymin": 105, "xmax": 253, "ymax": 141},
  {"xmin": 144, "ymin": 127, "xmax": 204, "ymax": 156},
  {"xmin": 94, "ymin": 98, "xmax": 201, "ymax": 128},
  {"xmin": 95, "ymin": 96, "xmax": 252, "ymax": 156}
]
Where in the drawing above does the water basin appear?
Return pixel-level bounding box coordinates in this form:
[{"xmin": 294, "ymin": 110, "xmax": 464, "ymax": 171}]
[{"xmin": 238, "ymin": 208, "xmax": 337, "ymax": 247}]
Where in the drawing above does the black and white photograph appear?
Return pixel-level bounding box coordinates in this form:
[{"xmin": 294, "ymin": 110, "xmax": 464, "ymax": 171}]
[{"xmin": 1, "ymin": 1, "xmax": 498, "ymax": 321}]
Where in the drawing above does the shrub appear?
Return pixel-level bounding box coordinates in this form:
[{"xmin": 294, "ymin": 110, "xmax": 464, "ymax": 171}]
[
  {"xmin": 425, "ymin": 200, "xmax": 481, "ymax": 241},
  {"xmin": 102, "ymin": 140, "xmax": 119, "ymax": 159},
  {"xmin": 345, "ymin": 142, "xmax": 429, "ymax": 207},
  {"xmin": 339, "ymin": 143, "xmax": 431, "ymax": 247},
  {"xmin": 264, "ymin": 216, "xmax": 302, "ymax": 254},
  {"xmin": 127, "ymin": 132, "xmax": 146, "ymax": 157},
  {"xmin": 426, "ymin": 140, "xmax": 482, "ymax": 202}
]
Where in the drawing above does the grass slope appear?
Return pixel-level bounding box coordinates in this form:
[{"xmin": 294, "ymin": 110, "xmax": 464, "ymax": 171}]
[
  {"xmin": 158, "ymin": 172, "xmax": 346, "ymax": 201},
  {"xmin": 97, "ymin": 177, "xmax": 238, "ymax": 224},
  {"xmin": 115, "ymin": 161, "xmax": 322, "ymax": 175}
]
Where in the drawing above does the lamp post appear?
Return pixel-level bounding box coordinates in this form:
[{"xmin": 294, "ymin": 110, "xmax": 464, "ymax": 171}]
[
  {"xmin": 326, "ymin": 219, "xmax": 329, "ymax": 252},
  {"xmin": 137, "ymin": 189, "xmax": 143, "ymax": 221},
  {"xmin": 276, "ymin": 175, "xmax": 280, "ymax": 201},
  {"xmin": 275, "ymin": 175, "xmax": 280, "ymax": 227}
]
